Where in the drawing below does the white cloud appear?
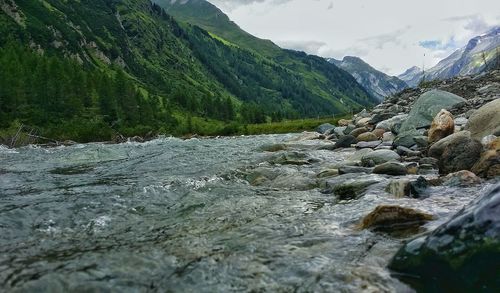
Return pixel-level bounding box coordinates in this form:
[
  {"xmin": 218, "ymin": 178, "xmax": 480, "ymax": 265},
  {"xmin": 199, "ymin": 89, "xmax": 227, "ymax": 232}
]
[{"xmin": 208, "ymin": 0, "xmax": 500, "ymax": 75}]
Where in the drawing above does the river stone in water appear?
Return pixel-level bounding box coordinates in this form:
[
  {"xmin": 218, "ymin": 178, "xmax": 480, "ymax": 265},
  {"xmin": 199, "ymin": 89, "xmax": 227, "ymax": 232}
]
[
  {"xmin": 399, "ymin": 90, "xmax": 466, "ymax": 133},
  {"xmin": 389, "ymin": 184, "xmax": 500, "ymax": 292},
  {"xmin": 373, "ymin": 161, "xmax": 408, "ymax": 176},
  {"xmin": 332, "ymin": 178, "xmax": 380, "ymax": 201},
  {"xmin": 465, "ymin": 99, "xmax": 500, "ymax": 139},
  {"xmin": 361, "ymin": 150, "xmax": 401, "ymax": 166},
  {"xmin": 359, "ymin": 205, "xmax": 433, "ymax": 232}
]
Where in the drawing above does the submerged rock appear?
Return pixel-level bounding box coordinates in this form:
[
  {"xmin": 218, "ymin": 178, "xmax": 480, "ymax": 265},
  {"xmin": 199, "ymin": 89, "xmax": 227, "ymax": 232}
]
[
  {"xmin": 428, "ymin": 109, "xmax": 455, "ymax": 144},
  {"xmin": 258, "ymin": 143, "xmax": 288, "ymax": 152},
  {"xmin": 338, "ymin": 166, "xmax": 373, "ymax": 174},
  {"xmin": 389, "ymin": 184, "xmax": 500, "ymax": 292},
  {"xmin": 359, "ymin": 205, "xmax": 433, "ymax": 232},
  {"xmin": 332, "ymin": 178, "xmax": 380, "ymax": 200}
]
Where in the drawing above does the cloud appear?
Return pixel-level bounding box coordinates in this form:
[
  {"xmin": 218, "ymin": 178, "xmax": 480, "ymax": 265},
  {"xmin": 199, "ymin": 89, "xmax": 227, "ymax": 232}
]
[
  {"xmin": 210, "ymin": 0, "xmax": 292, "ymax": 10},
  {"xmin": 419, "ymin": 38, "xmax": 457, "ymax": 51}
]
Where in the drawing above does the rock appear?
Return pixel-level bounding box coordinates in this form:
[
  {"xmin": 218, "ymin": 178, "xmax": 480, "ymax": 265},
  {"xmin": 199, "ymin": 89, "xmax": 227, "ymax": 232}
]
[
  {"xmin": 409, "ymin": 176, "xmax": 429, "ymax": 198},
  {"xmin": 355, "ymin": 141, "xmax": 381, "ymax": 149},
  {"xmin": 259, "ymin": 143, "xmax": 288, "ymax": 152},
  {"xmin": 359, "ymin": 205, "xmax": 433, "ymax": 232},
  {"xmin": 361, "ymin": 150, "xmax": 401, "ymax": 167},
  {"xmin": 393, "ymin": 129, "xmax": 425, "ymax": 148},
  {"xmin": 472, "ymin": 137, "xmax": 500, "ymax": 178},
  {"xmin": 350, "ymin": 127, "xmax": 370, "ymax": 138},
  {"xmin": 428, "ymin": 131, "xmax": 483, "ymax": 174},
  {"xmin": 373, "ymin": 161, "xmax": 408, "ymax": 176},
  {"xmin": 357, "ymin": 132, "xmax": 379, "ymax": 142},
  {"xmin": 372, "ymin": 128, "xmax": 386, "ymax": 139},
  {"xmin": 388, "ymin": 184, "xmax": 500, "ymax": 292},
  {"xmin": 355, "ymin": 117, "xmax": 371, "ymax": 127},
  {"xmin": 399, "ymin": 90, "xmax": 466, "ymax": 133},
  {"xmin": 396, "ymin": 146, "xmax": 421, "ymax": 157},
  {"xmin": 481, "ymin": 135, "xmax": 497, "ymax": 147},
  {"xmin": 337, "ymin": 119, "xmax": 352, "ymax": 127},
  {"xmin": 332, "ymin": 178, "xmax": 380, "ymax": 200},
  {"xmin": 413, "ymin": 136, "xmax": 428, "ymax": 148},
  {"xmin": 454, "ymin": 116, "xmax": 468, "ymax": 127},
  {"xmin": 419, "ymin": 157, "xmax": 438, "ymax": 168},
  {"xmin": 382, "ymin": 132, "xmax": 395, "ymax": 142},
  {"xmin": 333, "ymin": 127, "xmax": 347, "ymax": 137},
  {"xmin": 465, "ymin": 99, "xmax": 500, "ymax": 139},
  {"xmin": 338, "ymin": 166, "xmax": 374, "ymax": 175},
  {"xmin": 347, "ymin": 148, "xmax": 373, "ymax": 162},
  {"xmin": 356, "ymin": 109, "xmax": 370, "ymax": 118},
  {"xmin": 441, "ymin": 170, "xmax": 481, "ymax": 187},
  {"xmin": 316, "ymin": 123, "xmax": 335, "ymax": 134},
  {"xmin": 268, "ymin": 152, "xmax": 312, "ymax": 165},
  {"xmin": 316, "ymin": 169, "xmax": 339, "ymax": 178},
  {"xmin": 344, "ymin": 124, "xmax": 356, "ymax": 135},
  {"xmin": 376, "ymin": 114, "xmax": 408, "ymax": 134},
  {"xmin": 386, "ymin": 179, "xmax": 411, "ymax": 197},
  {"xmin": 428, "ymin": 109, "xmax": 455, "ymax": 144},
  {"xmin": 406, "ymin": 162, "xmax": 419, "ymax": 175},
  {"xmin": 334, "ymin": 135, "xmax": 357, "ymax": 149}
]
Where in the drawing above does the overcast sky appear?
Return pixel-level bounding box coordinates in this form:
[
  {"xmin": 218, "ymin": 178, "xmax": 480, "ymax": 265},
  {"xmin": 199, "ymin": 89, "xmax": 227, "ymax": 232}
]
[{"xmin": 207, "ymin": 0, "xmax": 500, "ymax": 76}]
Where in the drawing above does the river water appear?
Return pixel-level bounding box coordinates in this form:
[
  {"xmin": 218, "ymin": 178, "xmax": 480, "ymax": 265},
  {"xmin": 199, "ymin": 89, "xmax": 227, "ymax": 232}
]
[{"xmin": 0, "ymin": 134, "xmax": 492, "ymax": 292}]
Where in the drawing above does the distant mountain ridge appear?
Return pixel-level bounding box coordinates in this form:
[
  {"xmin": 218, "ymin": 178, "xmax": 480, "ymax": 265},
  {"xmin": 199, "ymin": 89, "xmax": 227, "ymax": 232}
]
[
  {"xmin": 399, "ymin": 27, "xmax": 500, "ymax": 87},
  {"xmin": 328, "ymin": 56, "xmax": 408, "ymax": 101}
]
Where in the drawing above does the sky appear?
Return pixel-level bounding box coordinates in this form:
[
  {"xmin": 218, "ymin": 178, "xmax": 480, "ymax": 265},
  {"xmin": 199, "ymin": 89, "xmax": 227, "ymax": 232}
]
[{"xmin": 207, "ymin": 0, "xmax": 500, "ymax": 76}]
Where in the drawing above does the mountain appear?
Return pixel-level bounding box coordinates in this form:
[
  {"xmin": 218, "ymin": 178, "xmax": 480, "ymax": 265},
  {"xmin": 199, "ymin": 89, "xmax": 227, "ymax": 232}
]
[
  {"xmin": 152, "ymin": 0, "xmax": 376, "ymax": 104},
  {"xmin": 398, "ymin": 66, "xmax": 423, "ymax": 88},
  {"xmin": 0, "ymin": 0, "xmax": 374, "ymax": 141},
  {"xmin": 327, "ymin": 56, "xmax": 408, "ymax": 101},
  {"xmin": 399, "ymin": 27, "xmax": 500, "ymax": 87}
]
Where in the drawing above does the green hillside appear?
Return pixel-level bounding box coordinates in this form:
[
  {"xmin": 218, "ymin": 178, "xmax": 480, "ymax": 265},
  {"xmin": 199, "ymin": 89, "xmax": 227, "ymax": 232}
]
[{"xmin": 0, "ymin": 0, "xmax": 374, "ymax": 142}]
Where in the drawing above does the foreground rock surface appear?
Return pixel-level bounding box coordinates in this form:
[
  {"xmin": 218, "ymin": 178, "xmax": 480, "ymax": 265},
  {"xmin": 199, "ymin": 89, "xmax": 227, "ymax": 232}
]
[
  {"xmin": 359, "ymin": 205, "xmax": 433, "ymax": 232},
  {"xmin": 389, "ymin": 184, "xmax": 500, "ymax": 292}
]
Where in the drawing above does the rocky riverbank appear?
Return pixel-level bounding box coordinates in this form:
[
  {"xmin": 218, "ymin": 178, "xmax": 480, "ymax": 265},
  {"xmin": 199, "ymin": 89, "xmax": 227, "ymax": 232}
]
[{"xmin": 247, "ymin": 69, "xmax": 500, "ymax": 291}]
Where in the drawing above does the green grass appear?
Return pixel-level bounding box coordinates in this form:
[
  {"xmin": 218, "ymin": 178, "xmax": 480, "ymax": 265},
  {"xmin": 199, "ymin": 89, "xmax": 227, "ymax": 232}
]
[{"xmin": 241, "ymin": 115, "xmax": 350, "ymax": 135}]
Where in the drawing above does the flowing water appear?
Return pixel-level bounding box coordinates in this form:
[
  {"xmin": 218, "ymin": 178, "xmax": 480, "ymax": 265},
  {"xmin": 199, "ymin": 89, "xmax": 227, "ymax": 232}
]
[{"xmin": 0, "ymin": 135, "xmax": 493, "ymax": 292}]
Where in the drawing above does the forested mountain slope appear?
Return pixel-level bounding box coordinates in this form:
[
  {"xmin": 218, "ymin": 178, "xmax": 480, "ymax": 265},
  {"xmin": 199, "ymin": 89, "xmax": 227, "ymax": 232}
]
[{"xmin": 0, "ymin": 0, "xmax": 373, "ymax": 141}]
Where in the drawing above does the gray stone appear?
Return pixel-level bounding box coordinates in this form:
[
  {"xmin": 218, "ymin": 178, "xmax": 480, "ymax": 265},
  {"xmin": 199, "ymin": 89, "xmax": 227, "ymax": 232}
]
[
  {"xmin": 361, "ymin": 150, "xmax": 401, "ymax": 167},
  {"xmin": 339, "ymin": 166, "xmax": 374, "ymax": 174},
  {"xmin": 375, "ymin": 114, "xmax": 408, "ymax": 133},
  {"xmin": 393, "ymin": 129, "xmax": 425, "ymax": 148},
  {"xmin": 356, "ymin": 141, "xmax": 381, "ymax": 149},
  {"xmin": 349, "ymin": 127, "xmax": 370, "ymax": 138},
  {"xmin": 465, "ymin": 99, "xmax": 500, "ymax": 139},
  {"xmin": 399, "ymin": 90, "xmax": 466, "ymax": 133},
  {"xmin": 373, "ymin": 161, "xmax": 408, "ymax": 176},
  {"xmin": 316, "ymin": 123, "xmax": 335, "ymax": 134},
  {"xmin": 334, "ymin": 135, "xmax": 357, "ymax": 149}
]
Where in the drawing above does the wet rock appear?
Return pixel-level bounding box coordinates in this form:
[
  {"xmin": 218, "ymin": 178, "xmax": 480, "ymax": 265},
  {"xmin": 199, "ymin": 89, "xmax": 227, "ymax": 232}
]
[
  {"xmin": 472, "ymin": 137, "xmax": 500, "ymax": 178},
  {"xmin": 441, "ymin": 170, "xmax": 482, "ymax": 187},
  {"xmin": 428, "ymin": 109, "xmax": 455, "ymax": 144},
  {"xmin": 356, "ymin": 141, "xmax": 381, "ymax": 149},
  {"xmin": 389, "ymin": 184, "xmax": 500, "ymax": 292},
  {"xmin": 409, "ymin": 176, "xmax": 429, "ymax": 198},
  {"xmin": 357, "ymin": 132, "xmax": 379, "ymax": 142},
  {"xmin": 361, "ymin": 150, "xmax": 401, "ymax": 167},
  {"xmin": 332, "ymin": 178, "xmax": 380, "ymax": 200},
  {"xmin": 419, "ymin": 157, "xmax": 439, "ymax": 168},
  {"xmin": 268, "ymin": 152, "xmax": 313, "ymax": 165},
  {"xmin": 399, "ymin": 90, "xmax": 466, "ymax": 133},
  {"xmin": 258, "ymin": 143, "xmax": 288, "ymax": 152},
  {"xmin": 270, "ymin": 174, "xmax": 318, "ymax": 191},
  {"xmin": 334, "ymin": 135, "xmax": 357, "ymax": 149},
  {"xmin": 373, "ymin": 161, "xmax": 408, "ymax": 176},
  {"xmin": 386, "ymin": 179, "xmax": 411, "ymax": 198},
  {"xmin": 316, "ymin": 123, "xmax": 335, "ymax": 134},
  {"xmin": 350, "ymin": 127, "xmax": 370, "ymax": 138},
  {"xmin": 347, "ymin": 148, "xmax": 373, "ymax": 163},
  {"xmin": 316, "ymin": 169, "xmax": 339, "ymax": 178},
  {"xmin": 359, "ymin": 205, "xmax": 433, "ymax": 232},
  {"xmin": 465, "ymin": 98, "xmax": 500, "ymax": 139},
  {"xmin": 406, "ymin": 162, "xmax": 419, "ymax": 175},
  {"xmin": 338, "ymin": 166, "xmax": 374, "ymax": 175}
]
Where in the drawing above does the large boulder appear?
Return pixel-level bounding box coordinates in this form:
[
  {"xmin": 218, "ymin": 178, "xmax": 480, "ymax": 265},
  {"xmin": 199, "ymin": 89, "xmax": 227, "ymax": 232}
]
[
  {"xmin": 465, "ymin": 99, "xmax": 500, "ymax": 139},
  {"xmin": 428, "ymin": 109, "xmax": 455, "ymax": 144},
  {"xmin": 472, "ymin": 137, "xmax": 500, "ymax": 178},
  {"xmin": 389, "ymin": 184, "xmax": 500, "ymax": 292},
  {"xmin": 361, "ymin": 149, "xmax": 401, "ymax": 166},
  {"xmin": 399, "ymin": 90, "xmax": 466, "ymax": 133},
  {"xmin": 428, "ymin": 131, "xmax": 482, "ymax": 174}
]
